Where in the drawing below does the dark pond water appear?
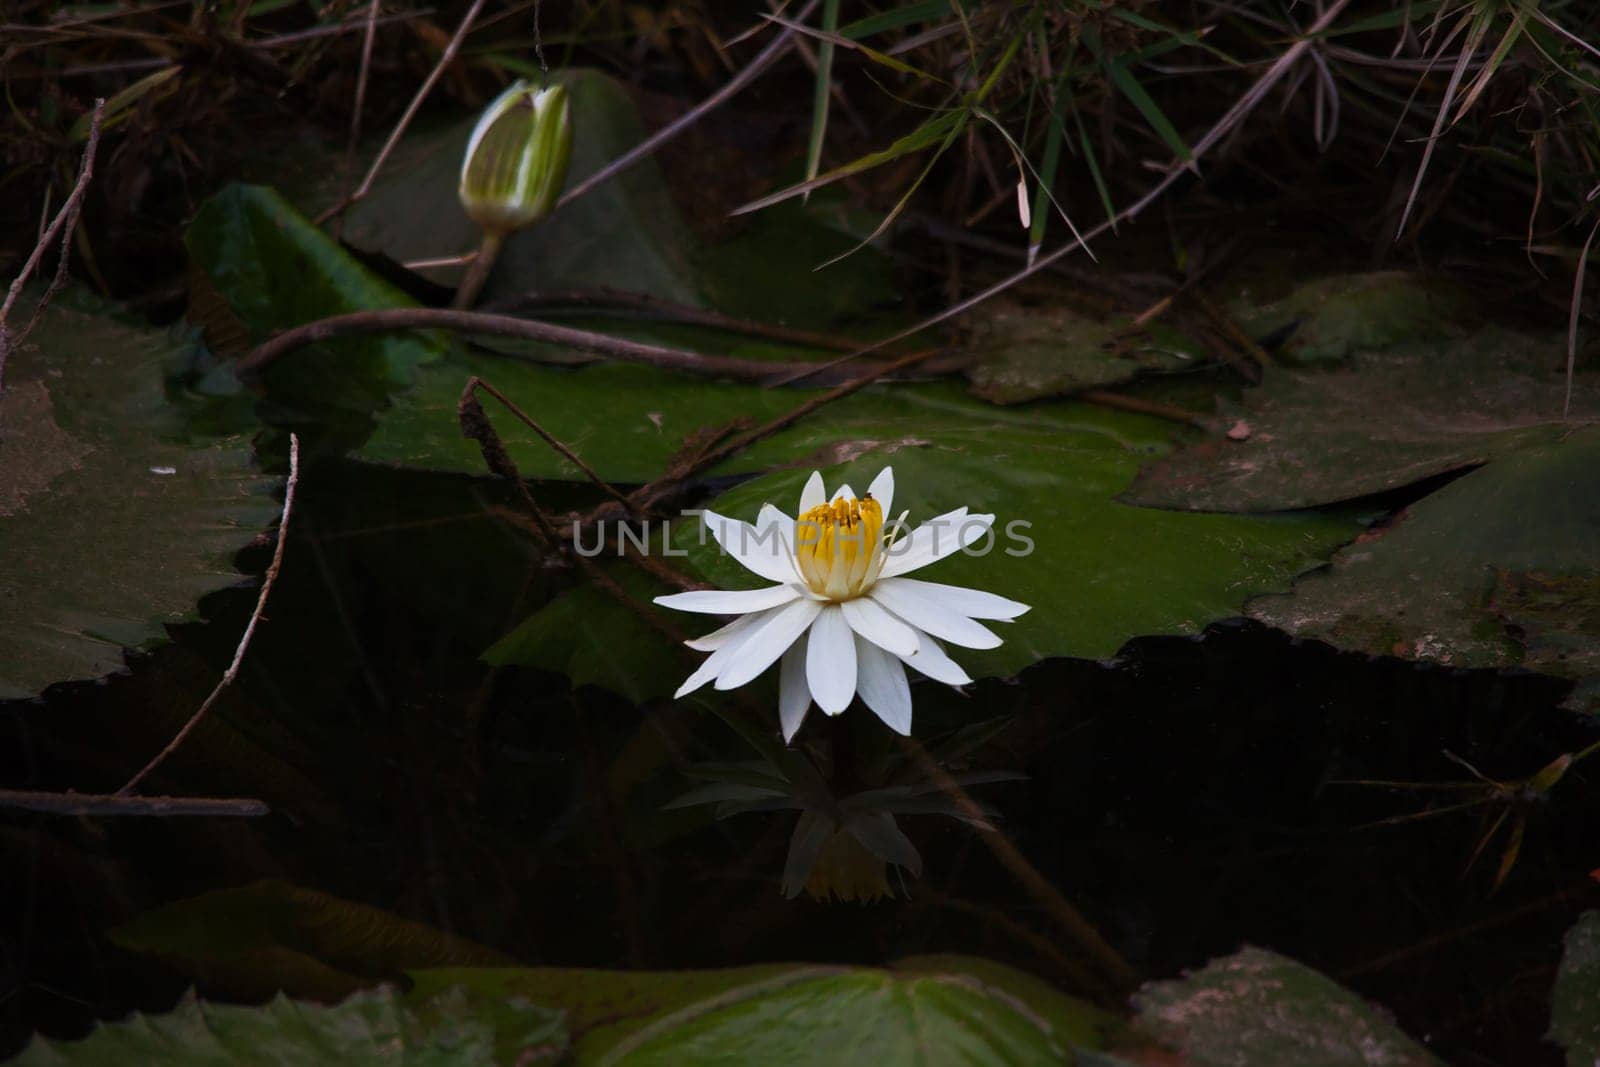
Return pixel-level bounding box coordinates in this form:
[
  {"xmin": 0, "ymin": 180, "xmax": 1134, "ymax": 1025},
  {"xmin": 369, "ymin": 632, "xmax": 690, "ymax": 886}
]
[{"xmin": 3, "ymin": 455, "xmax": 1596, "ymax": 1065}]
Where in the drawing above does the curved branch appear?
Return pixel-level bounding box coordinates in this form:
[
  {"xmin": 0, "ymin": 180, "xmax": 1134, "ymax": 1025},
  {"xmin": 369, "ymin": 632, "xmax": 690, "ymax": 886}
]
[{"xmin": 235, "ymin": 307, "xmax": 952, "ymax": 384}]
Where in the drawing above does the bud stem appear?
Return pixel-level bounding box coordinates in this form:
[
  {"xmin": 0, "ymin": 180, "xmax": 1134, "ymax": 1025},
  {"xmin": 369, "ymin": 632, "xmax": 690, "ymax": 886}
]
[{"xmin": 452, "ymin": 229, "xmax": 505, "ymax": 310}]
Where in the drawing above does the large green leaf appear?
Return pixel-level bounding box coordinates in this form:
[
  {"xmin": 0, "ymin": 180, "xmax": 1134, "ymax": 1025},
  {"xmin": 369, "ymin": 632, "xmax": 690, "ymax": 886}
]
[
  {"xmin": 110, "ymin": 880, "xmax": 513, "ymax": 1001},
  {"xmin": 1248, "ymin": 429, "xmax": 1600, "ymax": 712},
  {"xmin": 1550, "ymin": 911, "xmax": 1600, "ymax": 1067},
  {"xmin": 0, "ymin": 289, "xmax": 279, "ymax": 699},
  {"xmin": 490, "ymin": 388, "xmax": 1358, "ymax": 699},
  {"xmin": 1132, "ymin": 947, "xmax": 1441, "ymax": 1066},
  {"xmin": 1128, "ymin": 325, "xmax": 1596, "ymax": 512},
  {"xmin": 406, "ymin": 955, "xmax": 1121, "ymax": 1064},
  {"xmin": 356, "ymin": 352, "xmax": 807, "ymax": 483},
  {"xmin": 187, "ymin": 183, "xmax": 445, "ymax": 412},
  {"xmin": 687, "ymin": 399, "xmax": 1356, "ymax": 681},
  {"xmin": 14, "ymin": 985, "xmax": 566, "ymax": 1066}
]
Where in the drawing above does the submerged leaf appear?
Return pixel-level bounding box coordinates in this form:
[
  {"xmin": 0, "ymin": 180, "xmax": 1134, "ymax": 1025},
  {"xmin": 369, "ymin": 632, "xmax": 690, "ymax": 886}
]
[{"xmin": 110, "ymin": 880, "xmax": 513, "ymax": 1001}]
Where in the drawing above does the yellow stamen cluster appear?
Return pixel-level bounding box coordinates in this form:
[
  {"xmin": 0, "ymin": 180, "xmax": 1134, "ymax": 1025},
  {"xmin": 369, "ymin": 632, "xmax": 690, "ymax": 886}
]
[{"xmin": 795, "ymin": 495, "xmax": 885, "ymax": 601}]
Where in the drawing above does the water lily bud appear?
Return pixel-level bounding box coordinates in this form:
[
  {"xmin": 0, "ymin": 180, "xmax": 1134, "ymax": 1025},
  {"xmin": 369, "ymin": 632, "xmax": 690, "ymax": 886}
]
[{"xmin": 458, "ymin": 80, "xmax": 573, "ymax": 236}]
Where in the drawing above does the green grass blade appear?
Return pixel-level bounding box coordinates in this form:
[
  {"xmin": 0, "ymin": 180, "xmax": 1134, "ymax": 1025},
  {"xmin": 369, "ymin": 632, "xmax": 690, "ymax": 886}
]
[{"xmin": 805, "ymin": 0, "xmax": 844, "ymax": 201}]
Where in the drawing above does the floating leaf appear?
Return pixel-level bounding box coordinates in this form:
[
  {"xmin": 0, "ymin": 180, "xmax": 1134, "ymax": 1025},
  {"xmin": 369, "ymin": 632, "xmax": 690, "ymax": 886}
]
[
  {"xmin": 110, "ymin": 880, "xmax": 513, "ymax": 1001},
  {"xmin": 407, "ymin": 955, "xmax": 1122, "ymax": 1064},
  {"xmin": 1128, "ymin": 324, "xmax": 1598, "ymax": 512},
  {"xmin": 0, "ymin": 289, "xmax": 278, "ymax": 700},
  {"xmin": 1247, "ymin": 429, "xmax": 1600, "ymax": 712},
  {"xmin": 491, "ymin": 387, "xmax": 1358, "ymax": 698},
  {"xmin": 962, "ymin": 298, "xmax": 1200, "ymax": 403},
  {"xmin": 1228, "ymin": 271, "xmax": 1469, "ymax": 366},
  {"xmin": 14, "ymin": 985, "xmax": 565, "ymax": 1067},
  {"xmin": 1133, "ymin": 947, "xmax": 1441, "ymax": 1066},
  {"xmin": 1550, "ymin": 911, "xmax": 1600, "ymax": 1067}
]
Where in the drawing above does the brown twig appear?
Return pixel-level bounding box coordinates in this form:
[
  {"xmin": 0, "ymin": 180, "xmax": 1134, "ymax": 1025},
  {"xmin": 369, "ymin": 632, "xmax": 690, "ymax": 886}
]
[
  {"xmin": 0, "ymin": 98, "xmax": 103, "ymax": 403},
  {"xmin": 1079, "ymin": 389, "xmax": 1214, "ymax": 429},
  {"xmin": 116, "ymin": 434, "xmax": 301, "ymax": 796},
  {"xmin": 554, "ymin": 0, "xmax": 823, "ymax": 210},
  {"xmin": 316, "ymin": 0, "xmax": 489, "ymax": 225},
  {"xmin": 0, "ymin": 789, "xmax": 269, "ymax": 818},
  {"xmin": 466, "ymin": 376, "xmax": 633, "ymax": 511},
  {"xmin": 233, "ymin": 307, "xmax": 953, "ymax": 384}
]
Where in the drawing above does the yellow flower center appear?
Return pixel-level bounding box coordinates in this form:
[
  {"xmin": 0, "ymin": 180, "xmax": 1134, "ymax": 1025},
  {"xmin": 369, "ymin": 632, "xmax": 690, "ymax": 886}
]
[{"xmin": 794, "ymin": 495, "xmax": 885, "ymax": 601}]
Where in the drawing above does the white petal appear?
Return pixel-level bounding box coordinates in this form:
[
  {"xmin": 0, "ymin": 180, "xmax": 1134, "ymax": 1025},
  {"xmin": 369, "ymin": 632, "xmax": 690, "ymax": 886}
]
[
  {"xmin": 757, "ymin": 502, "xmax": 795, "ymax": 547},
  {"xmin": 655, "ymin": 584, "xmax": 803, "ymax": 615},
  {"xmin": 702, "ymin": 509, "xmax": 797, "ymax": 584},
  {"xmin": 674, "ymin": 605, "xmax": 783, "ymax": 696},
  {"xmin": 779, "ymin": 634, "xmax": 811, "ymax": 743},
  {"xmin": 674, "ymin": 654, "xmax": 724, "ymax": 698},
  {"xmin": 879, "ymin": 510, "xmax": 995, "ymax": 579},
  {"xmin": 897, "ymin": 629, "xmax": 972, "ymax": 686},
  {"xmin": 684, "ymin": 612, "xmax": 760, "ymax": 652},
  {"xmin": 872, "ymin": 576, "xmax": 1029, "ymax": 620},
  {"xmin": 798, "ymin": 471, "xmax": 826, "ymax": 514},
  {"xmin": 806, "ymin": 605, "xmax": 857, "ymax": 714},
  {"xmin": 840, "ymin": 596, "xmax": 918, "ymax": 656},
  {"xmin": 854, "ymin": 634, "xmax": 911, "ymax": 734},
  {"xmin": 868, "ymin": 581, "xmax": 1002, "ymax": 649},
  {"xmin": 831, "ymin": 483, "xmax": 856, "ymax": 504},
  {"xmin": 866, "ymin": 467, "xmax": 894, "ymax": 517},
  {"xmin": 714, "ymin": 597, "xmax": 823, "ymax": 690}
]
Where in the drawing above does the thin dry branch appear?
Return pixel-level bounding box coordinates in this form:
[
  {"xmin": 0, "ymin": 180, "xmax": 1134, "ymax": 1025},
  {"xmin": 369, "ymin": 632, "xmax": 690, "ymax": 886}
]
[
  {"xmin": 0, "ymin": 97, "xmax": 104, "ymax": 403},
  {"xmin": 555, "ymin": 0, "xmax": 823, "ymax": 209},
  {"xmin": 233, "ymin": 307, "xmax": 956, "ymax": 383},
  {"xmin": 317, "ymin": 0, "xmax": 489, "ymax": 225},
  {"xmin": 0, "ymin": 789, "xmax": 269, "ymax": 818},
  {"xmin": 116, "ymin": 434, "xmax": 301, "ymax": 796}
]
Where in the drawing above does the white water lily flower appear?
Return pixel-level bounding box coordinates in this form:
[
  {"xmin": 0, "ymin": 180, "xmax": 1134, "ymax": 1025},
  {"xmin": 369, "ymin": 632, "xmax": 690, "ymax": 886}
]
[{"xmin": 654, "ymin": 467, "xmax": 1029, "ymax": 741}]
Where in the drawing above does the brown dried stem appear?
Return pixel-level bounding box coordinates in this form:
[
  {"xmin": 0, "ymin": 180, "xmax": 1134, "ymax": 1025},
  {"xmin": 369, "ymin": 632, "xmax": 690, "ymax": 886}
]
[{"xmin": 116, "ymin": 433, "xmax": 301, "ymax": 796}]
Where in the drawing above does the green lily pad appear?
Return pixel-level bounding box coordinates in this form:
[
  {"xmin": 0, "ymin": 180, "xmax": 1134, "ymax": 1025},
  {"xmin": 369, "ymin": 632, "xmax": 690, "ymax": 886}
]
[
  {"xmin": 1128, "ymin": 325, "xmax": 1598, "ymax": 512},
  {"xmin": 1247, "ymin": 429, "xmax": 1600, "ymax": 712},
  {"xmin": 490, "ymin": 388, "xmax": 1358, "ymax": 700},
  {"xmin": 1229, "ymin": 270, "xmax": 1468, "ymax": 365},
  {"xmin": 0, "ymin": 289, "xmax": 279, "ymax": 700},
  {"xmin": 962, "ymin": 298, "xmax": 1200, "ymax": 404},
  {"xmin": 187, "ymin": 183, "xmax": 445, "ymax": 412},
  {"xmin": 110, "ymin": 880, "xmax": 514, "ymax": 1002},
  {"xmin": 1133, "ymin": 946, "xmax": 1441, "ymax": 1066},
  {"xmin": 696, "ymin": 416, "xmax": 1358, "ymax": 682},
  {"xmin": 407, "ymin": 955, "xmax": 1121, "ymax": 1064},
  {"xmin": 13, "ymin": 985, "xmax": 566, "ymax": 1066},
  {"xmin": 1550, "ymin": 911, "xmax": 1600, "ymax": 1067}
]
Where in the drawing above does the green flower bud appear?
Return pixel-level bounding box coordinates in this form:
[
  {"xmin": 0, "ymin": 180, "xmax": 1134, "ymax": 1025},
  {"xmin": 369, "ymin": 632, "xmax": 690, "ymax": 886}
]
[{"xmin": 458, "ymin": 80, "xmax": 573, "ymax": 236}]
